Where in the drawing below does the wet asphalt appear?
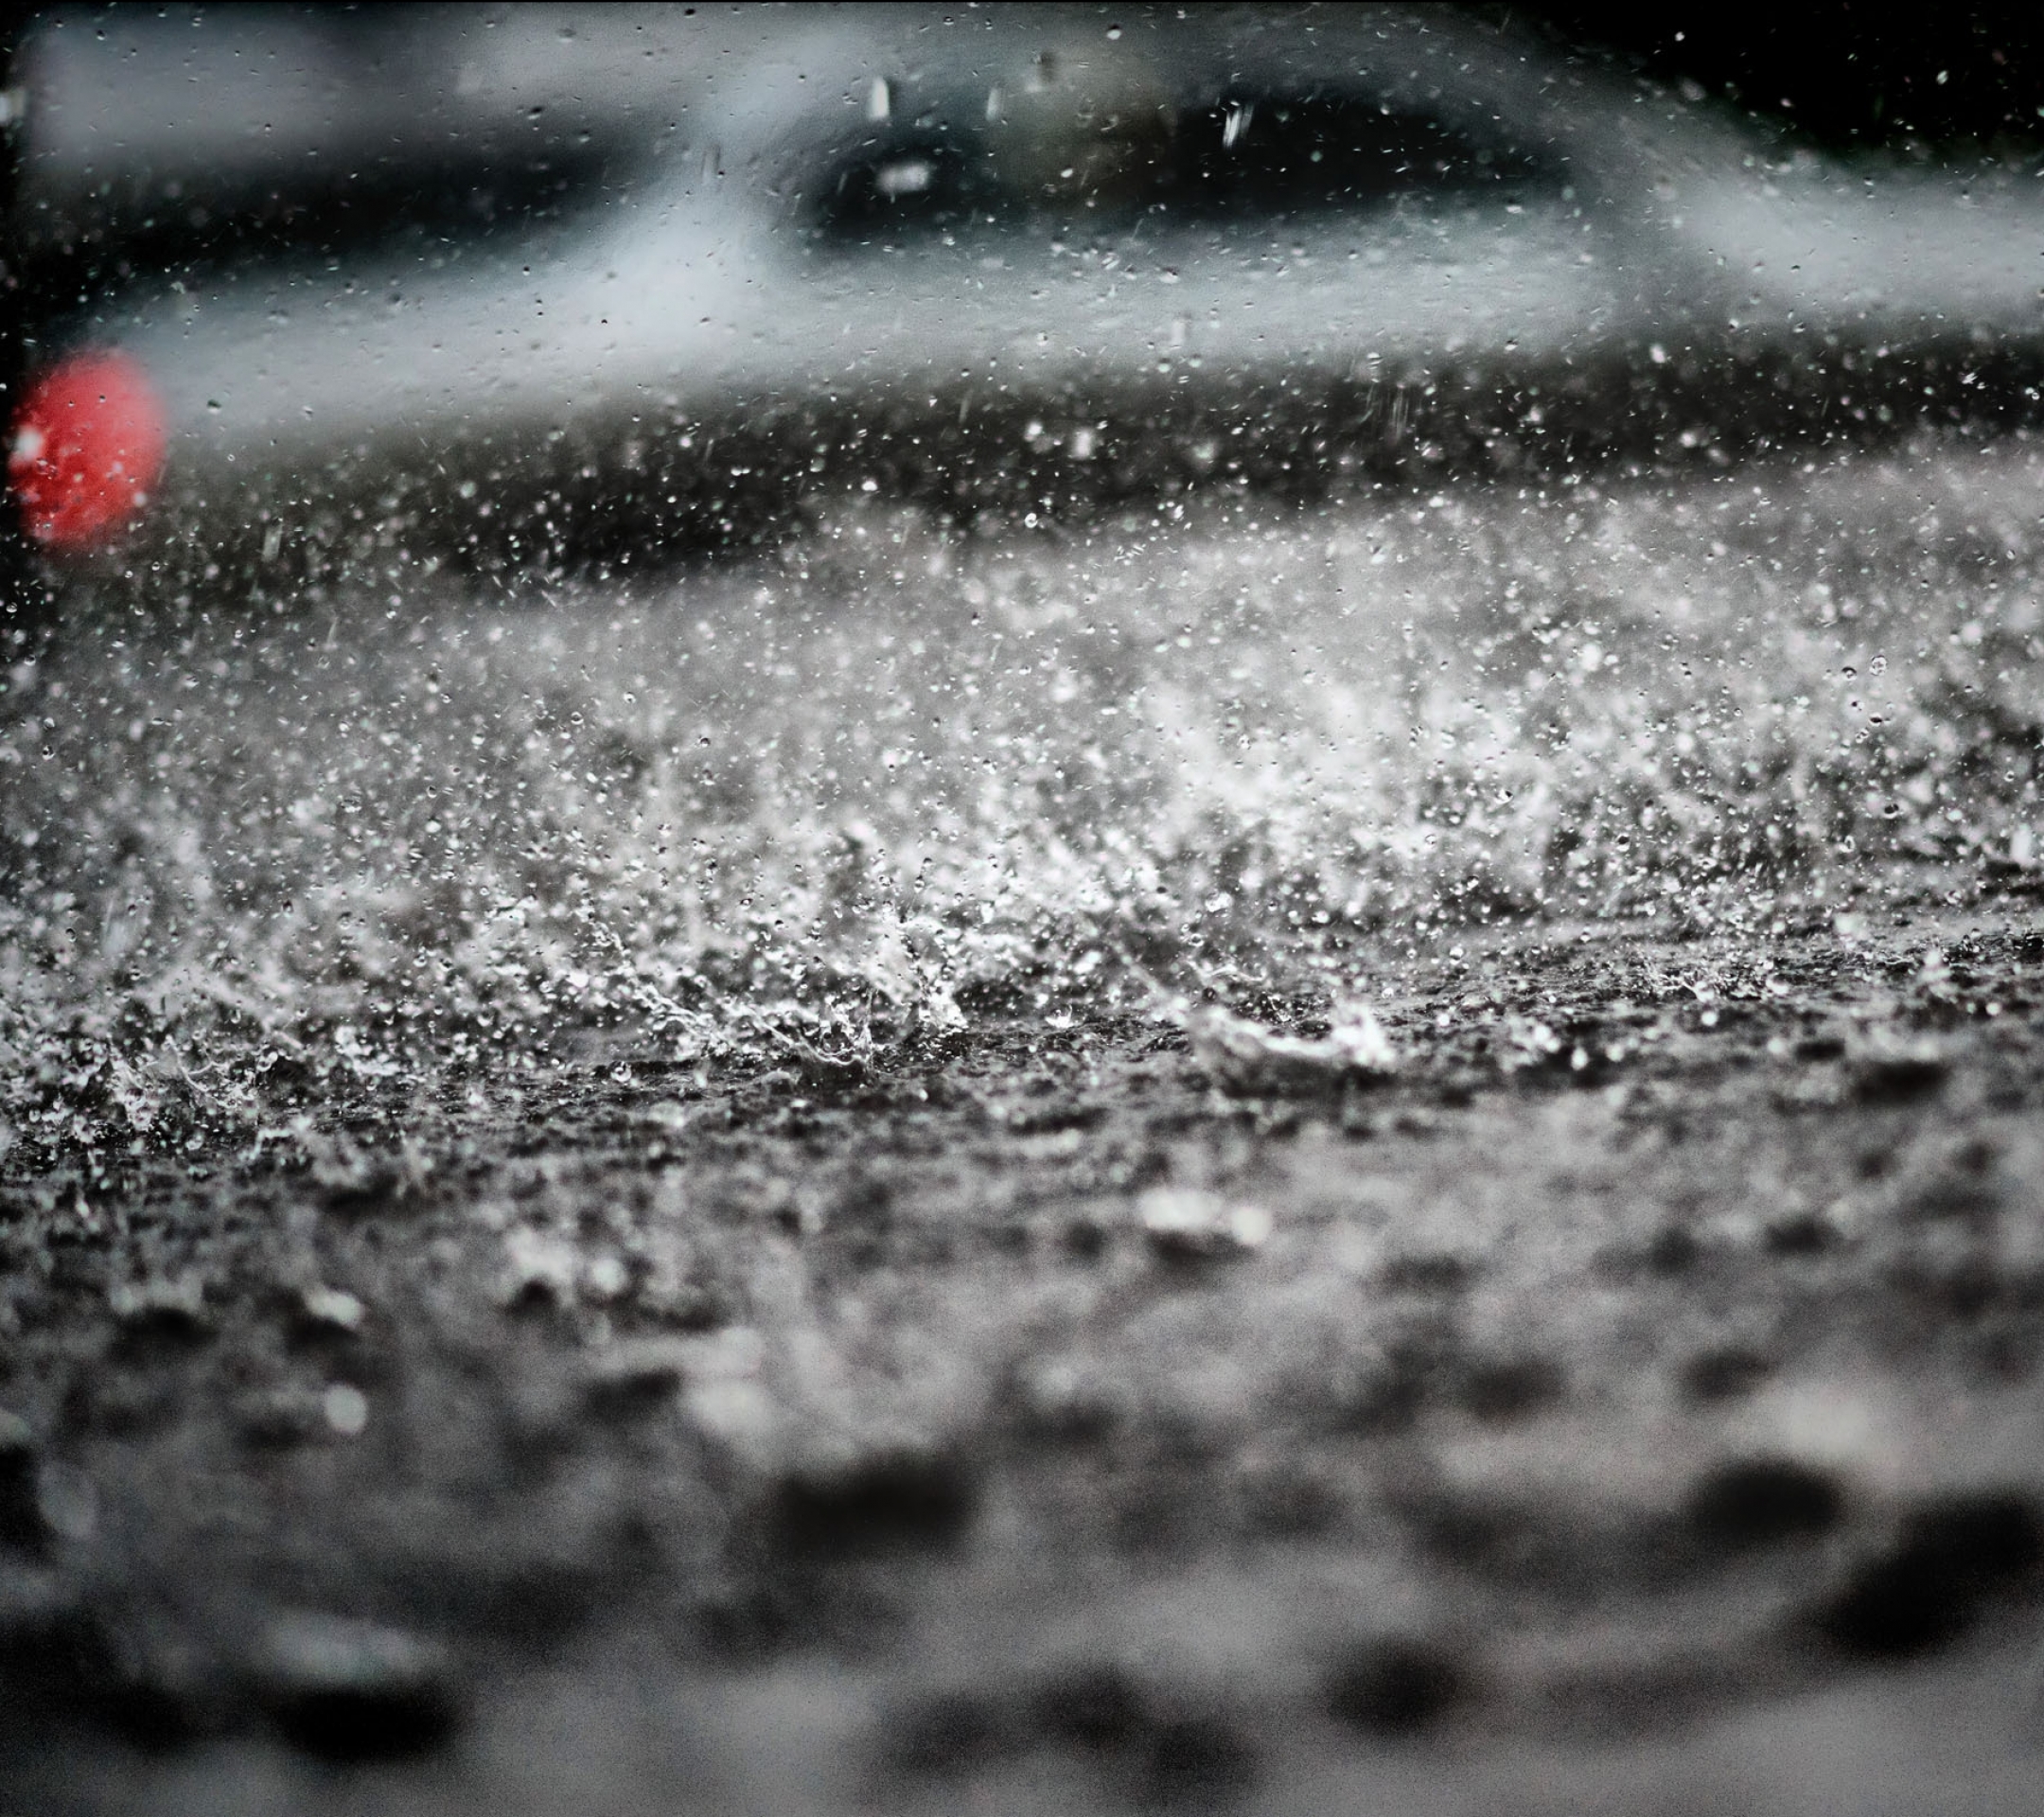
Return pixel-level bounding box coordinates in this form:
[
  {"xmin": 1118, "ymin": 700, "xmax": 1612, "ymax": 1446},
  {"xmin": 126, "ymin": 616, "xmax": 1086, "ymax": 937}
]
[{"xmin": 5, "ymin": 437, "xmax": 2044, "ymax": 1809}]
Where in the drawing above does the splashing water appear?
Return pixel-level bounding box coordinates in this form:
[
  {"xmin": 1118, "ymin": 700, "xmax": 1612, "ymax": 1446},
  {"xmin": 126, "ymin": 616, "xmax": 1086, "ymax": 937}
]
[{"xmin": 5, "ymin": 436, "xmax": 2043, "ymax": 1169}]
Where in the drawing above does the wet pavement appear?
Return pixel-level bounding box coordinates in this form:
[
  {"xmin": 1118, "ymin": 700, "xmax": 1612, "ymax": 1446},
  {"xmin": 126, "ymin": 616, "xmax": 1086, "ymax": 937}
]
[{"xmin": 5, "ymin": 435, "xmax": 2044, "ymax": 1809}]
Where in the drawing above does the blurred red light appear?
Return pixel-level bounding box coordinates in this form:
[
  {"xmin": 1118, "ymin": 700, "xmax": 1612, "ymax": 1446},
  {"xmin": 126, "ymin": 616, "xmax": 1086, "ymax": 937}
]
[{"xmin": 9, "ymin": 351, "xmax": 168, "ymax": 549}]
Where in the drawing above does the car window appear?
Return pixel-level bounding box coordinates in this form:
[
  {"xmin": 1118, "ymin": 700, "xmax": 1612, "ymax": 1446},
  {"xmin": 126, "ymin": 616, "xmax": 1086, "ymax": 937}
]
[
  {"xmin": 806, "ymin": 81, "xmax": 1557, "ymax": 251},
  {"xmin": 1176, "ymin": 95, "xmax": 1551, "ymax": 219}
]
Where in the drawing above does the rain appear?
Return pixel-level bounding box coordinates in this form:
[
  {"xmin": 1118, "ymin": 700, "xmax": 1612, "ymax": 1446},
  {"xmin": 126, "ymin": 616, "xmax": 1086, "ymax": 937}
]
[
  {"xmin": 7, "ymin": 443, "xmax": 2044, "ymax": 1168},
  {"xmin": 5, "ymin": 8, "xmax": 2044, "ymax": 1814}
]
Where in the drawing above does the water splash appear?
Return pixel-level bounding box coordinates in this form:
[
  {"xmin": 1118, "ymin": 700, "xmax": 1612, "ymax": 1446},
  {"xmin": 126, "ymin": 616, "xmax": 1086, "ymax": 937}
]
[{"xmin": 5, "ymin": 436, "xmax": 2043, "ymax": 1168}]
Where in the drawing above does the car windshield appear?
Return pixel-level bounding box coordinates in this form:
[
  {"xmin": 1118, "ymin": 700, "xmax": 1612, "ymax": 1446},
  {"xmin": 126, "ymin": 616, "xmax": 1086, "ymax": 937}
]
[{"xmin": 5, "ymin": 8, "xmax": 2044, "ymax": 1814}]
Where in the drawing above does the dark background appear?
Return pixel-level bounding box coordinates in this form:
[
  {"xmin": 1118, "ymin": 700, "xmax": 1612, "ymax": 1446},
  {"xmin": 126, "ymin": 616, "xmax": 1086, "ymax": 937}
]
[{"xmin": 1520, "ymin": 4, "xmax": 2044, "ymax": 151}]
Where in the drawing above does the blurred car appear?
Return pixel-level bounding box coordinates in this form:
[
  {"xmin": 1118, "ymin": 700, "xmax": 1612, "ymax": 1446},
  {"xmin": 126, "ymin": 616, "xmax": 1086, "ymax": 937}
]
[{"xmin": 13, "ymin": 3, "xmax": 2044, "ymax": 573}]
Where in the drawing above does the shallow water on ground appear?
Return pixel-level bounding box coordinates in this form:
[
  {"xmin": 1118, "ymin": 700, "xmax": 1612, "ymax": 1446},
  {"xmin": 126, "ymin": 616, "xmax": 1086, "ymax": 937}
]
[
  {"xmin": 5, "ymin": 435, "xmax": 2044, "ymax": 1167},
  {"xmin": 8, "ymin": 440, "xmax": 2044, "ymax": 1811}
]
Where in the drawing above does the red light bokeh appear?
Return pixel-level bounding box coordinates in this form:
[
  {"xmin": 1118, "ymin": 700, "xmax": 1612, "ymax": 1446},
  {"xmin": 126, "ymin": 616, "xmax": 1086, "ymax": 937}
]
[{"xmin": 9, "ymin": 352, "xmax": 168, "ymax": 549}]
